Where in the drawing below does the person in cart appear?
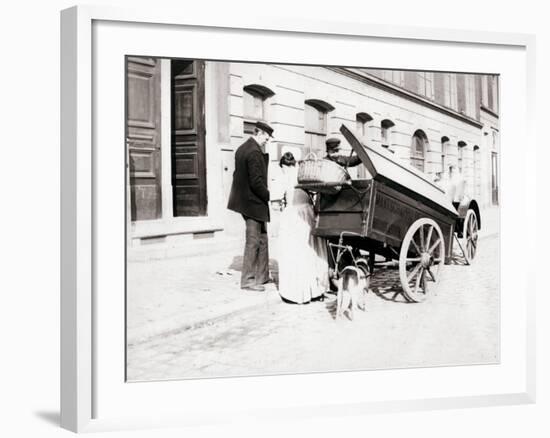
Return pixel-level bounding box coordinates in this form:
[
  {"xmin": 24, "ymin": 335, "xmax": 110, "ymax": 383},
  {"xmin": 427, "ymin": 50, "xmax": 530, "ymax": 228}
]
[
  {"xmin": 321, "ymin": 137, "xmax": 363, "ymax": 290},
  {"xmin": 324, "ymin": 137, "xmax": 362, "ymax": 168}
]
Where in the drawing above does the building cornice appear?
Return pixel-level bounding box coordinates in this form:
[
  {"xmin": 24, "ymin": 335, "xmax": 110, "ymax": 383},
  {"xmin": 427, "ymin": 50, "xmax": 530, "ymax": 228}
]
[
  {"xmin": 480, "ymin": 105, "xmax": 499, "ymax": 119},
  {"xmin": 329, "ymin": 67, "xmax": 484, "ymax": 129}
]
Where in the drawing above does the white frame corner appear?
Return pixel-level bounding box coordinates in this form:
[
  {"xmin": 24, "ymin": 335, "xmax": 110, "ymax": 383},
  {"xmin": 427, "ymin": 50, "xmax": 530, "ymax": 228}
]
[{"xmin": 60, "ymin": 4, "xmax": 536, "ymax": 433}]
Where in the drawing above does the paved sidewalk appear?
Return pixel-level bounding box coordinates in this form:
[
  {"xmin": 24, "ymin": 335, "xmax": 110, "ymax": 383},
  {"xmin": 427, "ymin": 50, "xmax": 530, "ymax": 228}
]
[
  {"xmin": 127, "ymin": 244, "xmax": 283, "ymax": 346},
  {"xmin": 127, "ymin": 206, "xmax": 500, "ymax": 345}
]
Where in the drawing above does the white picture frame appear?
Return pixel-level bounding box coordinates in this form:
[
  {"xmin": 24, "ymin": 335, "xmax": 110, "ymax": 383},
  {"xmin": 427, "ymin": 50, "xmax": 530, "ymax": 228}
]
[{"xmin": 60, "ymin": 5, "xmax": 536, "ymax": 433}]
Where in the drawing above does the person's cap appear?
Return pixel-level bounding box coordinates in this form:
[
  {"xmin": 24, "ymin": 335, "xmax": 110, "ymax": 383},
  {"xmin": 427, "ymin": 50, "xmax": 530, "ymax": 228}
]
[
  {"xmin": 255, "ymin": 121, "xmax": 274, "ymax": 137},
  {"xmin": 325, "ymin": 137, "xmax": 341, "ymax": 152}
]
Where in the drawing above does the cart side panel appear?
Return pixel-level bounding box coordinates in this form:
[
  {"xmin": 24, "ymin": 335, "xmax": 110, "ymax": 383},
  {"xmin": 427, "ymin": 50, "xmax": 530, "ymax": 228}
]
[
  {"xmin": 314, "ymin": 213, "xmax": 366, "ymax": 236},
  {"xmin": 314, "ymin": 180, "xmax": 372, "ymax": 237},
  {"xmin": 370, "ymin": 182, "xmax": 455, "ymax": 259}
]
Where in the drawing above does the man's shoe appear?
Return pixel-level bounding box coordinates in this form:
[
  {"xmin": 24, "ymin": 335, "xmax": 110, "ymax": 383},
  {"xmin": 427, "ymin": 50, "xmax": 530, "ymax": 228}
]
[
  {"xmin": 241, "ymin": 284, "xmax": 265, "ymax": 292},
  {"xmin": 262, "ymin": 278, "xmax": 275, "ymax": 284}
]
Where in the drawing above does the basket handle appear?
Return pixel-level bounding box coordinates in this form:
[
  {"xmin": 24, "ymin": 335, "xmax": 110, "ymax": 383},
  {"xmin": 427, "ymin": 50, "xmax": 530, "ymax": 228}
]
[{"xmin": 303, "ymin": 151, "xmax": 318, "ymax": 161}]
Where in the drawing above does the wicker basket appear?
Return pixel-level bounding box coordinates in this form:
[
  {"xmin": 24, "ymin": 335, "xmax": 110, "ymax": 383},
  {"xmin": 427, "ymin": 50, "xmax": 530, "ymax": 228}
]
[{"xmin": 297, "ymin": 152, "xmax": 349, "ymax": 194}]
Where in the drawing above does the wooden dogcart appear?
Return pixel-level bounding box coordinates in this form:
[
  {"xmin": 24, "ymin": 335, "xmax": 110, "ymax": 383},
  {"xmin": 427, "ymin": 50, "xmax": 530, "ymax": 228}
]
[{"xmin": 298, "ymin": 124, "xmax": 481, "ymax": 303}]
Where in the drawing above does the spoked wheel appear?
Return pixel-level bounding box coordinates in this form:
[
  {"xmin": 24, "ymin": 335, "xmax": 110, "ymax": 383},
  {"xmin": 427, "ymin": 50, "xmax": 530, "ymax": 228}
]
[
  {"xmin": 399, "ymin": 218, "xmax": 445, "ymax": 303},
  {"xmin": 462, "ymin": 209, "xmax": 479, "ymax": 264}
]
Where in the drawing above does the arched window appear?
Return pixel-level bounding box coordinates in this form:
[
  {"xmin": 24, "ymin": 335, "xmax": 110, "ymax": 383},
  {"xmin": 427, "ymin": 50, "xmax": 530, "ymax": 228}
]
[
  {"xmin": 381, "ymin": 119, "xmax": 395, "ymax": 149},
  {"xmin": 305, "ymin": 99, "xmax": 335, "ymax": 155},
  {"xmin": 441, "ymin": 136, "xmax": 450, "ymax": 174},
  {"xmin": 243, "ymin": 84, "xmax": 275, "ymax": 134},
  {"xmin": 355, "ymin": 112, "xmax": 373, "ymax": 178},
  {"xmin": 410, "ymin": 130, "xmax": 428, "ymax": 172},
  {"xmin": 356, "ymin": 112, "xmax": 373, "ymax": 139},
  {"xmin": 458, "ymin": 141, "xmax": 467, "ymax": 173}
]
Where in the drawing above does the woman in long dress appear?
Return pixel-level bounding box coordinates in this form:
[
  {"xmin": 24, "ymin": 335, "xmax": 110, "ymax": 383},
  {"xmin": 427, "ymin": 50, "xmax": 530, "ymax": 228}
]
[{"xmin": 277, "ymin": 153, "xmax": 329, "ymax": 303}]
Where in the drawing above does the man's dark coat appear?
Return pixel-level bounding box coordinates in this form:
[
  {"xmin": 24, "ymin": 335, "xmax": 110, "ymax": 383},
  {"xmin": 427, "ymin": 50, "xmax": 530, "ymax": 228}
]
[{"xmin": 227, "ymin": 137, "xmax": 270, "ymax": 222}]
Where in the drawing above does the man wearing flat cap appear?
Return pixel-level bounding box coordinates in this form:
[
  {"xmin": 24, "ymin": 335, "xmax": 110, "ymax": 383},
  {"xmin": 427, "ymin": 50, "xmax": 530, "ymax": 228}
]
[
  {"xmin": 325, "ymin": 137, "xmax": 362, "ymax": 167},
  {"xmin": 227, "ymin": 121, "xmax": 274, "ymax": 292}
]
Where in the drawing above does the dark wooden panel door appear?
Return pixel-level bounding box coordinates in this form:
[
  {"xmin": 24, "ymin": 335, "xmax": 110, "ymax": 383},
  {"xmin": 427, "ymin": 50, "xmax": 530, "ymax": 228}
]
[
  {"xmin": 126, "ymin": 57, "xmax": 162, "ymax": 221},
  {"xmin": 171, "ymin": 60, "xmax": 207, "ymax": 216}
]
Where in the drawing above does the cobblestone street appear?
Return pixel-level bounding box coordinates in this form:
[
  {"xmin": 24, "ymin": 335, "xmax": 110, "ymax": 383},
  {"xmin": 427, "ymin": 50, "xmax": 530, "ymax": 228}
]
[{"xmin": 127, "ymin": 220, "xmax": 499, "ymax": 382}]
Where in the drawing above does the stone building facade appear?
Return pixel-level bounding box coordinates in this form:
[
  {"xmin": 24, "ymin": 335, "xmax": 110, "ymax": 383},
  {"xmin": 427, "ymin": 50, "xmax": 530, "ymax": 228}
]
[{"xmin": 126, "ymin": 57, "xmax": 499, "ymax": 257}]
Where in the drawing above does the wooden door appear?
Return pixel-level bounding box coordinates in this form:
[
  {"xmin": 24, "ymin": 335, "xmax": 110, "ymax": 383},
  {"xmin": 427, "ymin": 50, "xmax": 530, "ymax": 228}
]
[
  {"xmin": 171, "ymin": 60, "xmax": 207, "ymax": 216},
  {"xmin": 126, "ymin": 57, "xmax": 162, "ymax": 221}
]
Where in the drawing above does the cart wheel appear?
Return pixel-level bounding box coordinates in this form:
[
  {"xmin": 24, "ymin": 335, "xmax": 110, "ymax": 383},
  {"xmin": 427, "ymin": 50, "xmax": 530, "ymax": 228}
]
[
  {"xmin": 399, "ymin": 218, "xmax": 445, "ymax": 303},
  {"xmin": 462, "ymin": 209, "xmax": 479, "ymax": 264}
]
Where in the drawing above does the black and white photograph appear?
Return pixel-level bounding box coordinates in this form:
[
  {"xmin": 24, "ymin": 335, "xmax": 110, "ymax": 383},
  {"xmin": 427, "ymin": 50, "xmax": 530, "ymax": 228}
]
[
  {"xmin": 125, "ymin": 57, "xmax": 500, "ymax": 382},
  {"xmin": 7, "ymin": 0, "xmax": 550, "ymax": 435}
]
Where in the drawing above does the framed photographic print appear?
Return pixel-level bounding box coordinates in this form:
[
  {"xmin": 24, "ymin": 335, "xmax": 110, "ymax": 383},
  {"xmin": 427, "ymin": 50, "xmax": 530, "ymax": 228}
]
[{"xmin": 61, "ymin": 5, "xmax": 536, "ymax": 433}]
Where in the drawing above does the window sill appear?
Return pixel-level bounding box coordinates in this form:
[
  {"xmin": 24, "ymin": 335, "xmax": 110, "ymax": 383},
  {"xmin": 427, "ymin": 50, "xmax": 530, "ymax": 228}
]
[{"xmin": 130, "ymin": 216, "xmax": 224, "ymax": 239}]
